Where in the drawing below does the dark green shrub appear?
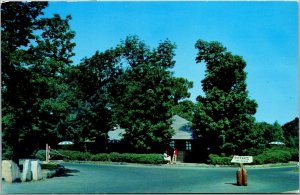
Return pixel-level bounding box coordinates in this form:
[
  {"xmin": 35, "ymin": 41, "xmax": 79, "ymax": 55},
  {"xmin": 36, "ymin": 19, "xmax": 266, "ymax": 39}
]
[
  {"xmin": 35, "ymin": 150, "xmax": 46, "ymax": 161},
  {"xmin": 208, "ymin": 154, "xmax": 232, "ymax": 165},
  {"xmin": 55, "ymin": 150, "xmax": 92, "ymax": 161},
  {"xmin": 90, "ymin": 153, "xmax": 110, "ymax": 161},
  {"xmin": 35, "ymin": 149, "xmax": 165, "ymax": 164},
  {"xmin": 2, "ymin": 147, "xmax": 13, "ymax": 160},
  {"xmin": 253, "ymin": 148, "xmax": 292, "ymax": 164},
  {"xmin": 110, "ymin": 152, "xmax": 122, "ymax": 162},
  {"xmin": 41, "ymin": 163, "xmax": 59, "ymax": 170},
  {"xmin": 35, "ymin": 149, "xmax": 68, "ymax": 161}
]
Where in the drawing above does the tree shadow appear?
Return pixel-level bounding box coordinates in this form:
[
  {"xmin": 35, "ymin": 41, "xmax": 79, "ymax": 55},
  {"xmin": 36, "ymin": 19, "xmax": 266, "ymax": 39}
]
[{"xmin": 55, "ymin": 168, "xmax": 80, "ymax": 177}]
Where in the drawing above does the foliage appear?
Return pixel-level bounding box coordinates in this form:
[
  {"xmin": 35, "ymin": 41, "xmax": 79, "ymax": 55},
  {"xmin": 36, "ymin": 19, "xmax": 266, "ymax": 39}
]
[
  {"xmin": 41, "ymin": 163, "xmax": 60, "ymax": 170},
  {"xmin": 2, "ymin": 2, "xmax": 48, "ymax": 161},
  {"xmin": 282, "ymin": 117, "xmax": 299, "ymax": 149},
  {"xmin": 208, "ymin": 154, "xmax": 232, "ymax": 165},
  {"xmin": 208, "ymin": 146, "xmax": 298, "ymax": 165},
  {"xmin": 2, "ymin": 2, "xmax": 193, "ymax": 160},
  {"xmin": 246, "ymin": 121, "xmax": 286, "ymax": 155},
  {"xmin": 253, "ymin": 148, "xmax": 292, "ymax": 164},
  {"xmin": 270, "ymin": 146, "xmax": 299, "ymax": 161},
  {"xmin": 35, "ymin": 150, "xmax": 164, "ymax": 164},
  {"xmin": 112, "ymin": 36, "xmax": 190, "ymax": 152},
  {"xmin": 193, "ymin": 40, "xmax": 258, "ymax": 156},
  {"xmin": 170, "ymin": 100, "xmax": 195, "ymax": 122},
  {"xmin": 2, "ymin": 2, "xmax": 76, "ymax": 161},
  {"xmin": 35, "ymin": 150, "xmax": 46, "ymax": 161},
  {"xmin": 60, "ymin": 48, "xmax": 122, "ymax": 147},
  {"xmin": 35, "ymin": 149, "xmax": 64, "ymax": 161}
]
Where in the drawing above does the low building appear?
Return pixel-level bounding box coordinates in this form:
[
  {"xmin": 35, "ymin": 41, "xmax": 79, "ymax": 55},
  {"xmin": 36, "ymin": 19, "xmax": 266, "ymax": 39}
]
[
  {"xmin": 169, "ymin": 115, "xmax": 199, "ymax": 162},
  {"xmin": 107, "ymin": 115, "xmax": 201, "ymax": 162}
]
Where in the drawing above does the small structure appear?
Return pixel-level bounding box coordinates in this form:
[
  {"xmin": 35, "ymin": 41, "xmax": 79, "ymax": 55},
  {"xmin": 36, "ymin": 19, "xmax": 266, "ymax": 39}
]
[
  {"xmin": 107, "ymin": 126, "xmax": 128, "ymax": 152},
  {"xmin": 107, "ymin": 115, "xmax": 200, "ymax": 161},
  {"xmin": 58, "ymin": 141, "xmax": 74, "ymax": 145},
  {"xmin": 169, "ymin": 115, "xmax": 199, "ymax": 162},
  {"xmin": 269, "ymin": 141, "xmax": 285, "ymax": 145},
  {"xmin": 108, "ymin": 126, "xmax": 125, "ymax": 143}
]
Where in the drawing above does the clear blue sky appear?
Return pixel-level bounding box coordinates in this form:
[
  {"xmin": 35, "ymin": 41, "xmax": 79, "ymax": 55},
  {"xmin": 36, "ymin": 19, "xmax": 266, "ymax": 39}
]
[{"xmin": 44, "ymin": 1, "xmax": 298, "ymax": 125}]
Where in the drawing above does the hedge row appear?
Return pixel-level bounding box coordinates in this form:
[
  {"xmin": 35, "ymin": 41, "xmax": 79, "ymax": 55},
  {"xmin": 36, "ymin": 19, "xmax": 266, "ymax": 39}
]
[
  {"xmin": 35, "ymin": 150, "xmax": 164, "ymax": 164},
  {"xmin": 208, "ymin": 154, "xmax": 232, "ymax": 165},
  {"xmin": 253, "ymin": 147, "xmax": 298, "ymax": 165},
  {"xmin": 208, "ymin": 147, "xmax": 298, "ymax": 165}
]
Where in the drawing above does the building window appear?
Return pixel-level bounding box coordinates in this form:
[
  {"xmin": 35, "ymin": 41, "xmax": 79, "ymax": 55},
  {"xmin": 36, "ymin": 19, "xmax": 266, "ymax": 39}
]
[
  {"xmin": 169, "ymin": 140, "xmax": 175, "ymax": 148},
  {"xmin": 186, "ymin": 141, "xmax": 191, "ymax": 151}
]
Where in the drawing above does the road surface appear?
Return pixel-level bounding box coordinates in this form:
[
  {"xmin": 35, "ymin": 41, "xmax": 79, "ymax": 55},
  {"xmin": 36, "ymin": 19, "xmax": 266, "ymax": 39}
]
[{"xmin": 2, "ymin": 163, "xmax": 299, "ymax": 193}]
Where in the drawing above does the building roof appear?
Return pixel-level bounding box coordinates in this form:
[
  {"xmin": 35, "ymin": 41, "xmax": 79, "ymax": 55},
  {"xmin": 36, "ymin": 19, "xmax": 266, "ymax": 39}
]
[
  {"xmin": 171, "ymin": 115, "xmax": 197, "ymax": 140},
  {"xmin": 108, "ymin": 115, "xmax": 197, "ymax": 141},
  {"xmin": 108, "ymin": 127, "xmax": 125, "ymax": 141}
]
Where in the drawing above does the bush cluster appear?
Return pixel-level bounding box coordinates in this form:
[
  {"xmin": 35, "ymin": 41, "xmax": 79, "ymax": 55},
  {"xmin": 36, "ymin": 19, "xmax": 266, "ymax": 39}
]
[
  {"xmin": 41, "ymin": 163, "xmax": 60, "ymax": 170},
  {"xmin": 253, "ymin": 147, "xmax": 298, "ymax": 164},
  {"xmin": 35, "ymin": 150, "xmax": 164, "ymax": 164},
  {"xmin": 208, "ymin": 154, "xmax": 232, "ymax": 165},
  {"xmin": 208, "ymin": 147, "xmax": 298, "ymax": 165},
  {"xmin": 35, "ymin": 149, "xmax": 64, "ymax": 161}
]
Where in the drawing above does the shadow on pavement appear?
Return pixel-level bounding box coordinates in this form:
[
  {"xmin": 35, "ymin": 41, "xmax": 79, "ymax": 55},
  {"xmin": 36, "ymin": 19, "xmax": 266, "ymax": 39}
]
[
  {"xmin": 56, "ymin": 168, "xmax": 80, "ymax": 177},
  {"xmin": 224, "ymin": 182, "xmax": 238, "ymax": 186}
]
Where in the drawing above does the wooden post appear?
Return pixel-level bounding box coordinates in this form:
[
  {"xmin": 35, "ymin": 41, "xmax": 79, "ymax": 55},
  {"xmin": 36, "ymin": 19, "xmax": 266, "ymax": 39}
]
[
  {"xmin": 46, "ymin": 144, "xmax": 49, "ymax": 162},
  {"xmin": 236, "ymin": 163, "xmax": 243, "ymax": 186},
  {"xmin": 242, "ymin": 165, "xmax": 248, "ymax": 186}
]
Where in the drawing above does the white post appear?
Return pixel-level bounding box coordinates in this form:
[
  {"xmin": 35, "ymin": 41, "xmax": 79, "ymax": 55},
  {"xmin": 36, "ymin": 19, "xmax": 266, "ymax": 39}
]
[{"xmin": 46, "ymin": 143, "xmax": 49, "ymax": 162}]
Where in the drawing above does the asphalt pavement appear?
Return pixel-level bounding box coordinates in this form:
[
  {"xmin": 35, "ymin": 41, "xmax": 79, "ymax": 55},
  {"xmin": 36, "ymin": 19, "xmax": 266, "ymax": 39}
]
[{"xmin": 2, "ymin": 162, "xmax": 299, "ymax": 193}]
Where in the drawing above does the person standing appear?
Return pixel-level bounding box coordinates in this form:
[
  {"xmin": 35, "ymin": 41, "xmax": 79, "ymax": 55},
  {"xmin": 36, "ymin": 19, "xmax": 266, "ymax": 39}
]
[{"xmin": 172, "ymin": 147, "xmax": 178, "ymax": 164}]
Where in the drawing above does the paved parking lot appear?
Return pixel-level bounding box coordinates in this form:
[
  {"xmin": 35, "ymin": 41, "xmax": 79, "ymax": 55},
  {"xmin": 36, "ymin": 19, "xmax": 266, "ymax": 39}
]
[{"xmin": 2, "ymin": 163, "xmax": 299, "ymax": 193}]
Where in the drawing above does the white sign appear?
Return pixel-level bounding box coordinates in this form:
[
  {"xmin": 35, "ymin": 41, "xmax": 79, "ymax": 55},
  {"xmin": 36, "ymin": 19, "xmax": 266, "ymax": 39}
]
[{"xmin": 231, "ymin": 155, "xmax": 253, "ymax": 164}]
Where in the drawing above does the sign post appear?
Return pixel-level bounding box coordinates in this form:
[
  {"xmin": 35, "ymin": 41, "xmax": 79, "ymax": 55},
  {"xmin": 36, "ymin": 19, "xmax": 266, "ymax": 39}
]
[
  {"xmin": 231, "ymin": 156, "xmax": 253, "ymax": 186},
  {"xmin": 45, "ymin": 144, "xmax": 51, "ymax": 163},
  {"xmin": 46, "ymin": 144, "xmax": 49, "ymax": 162}
]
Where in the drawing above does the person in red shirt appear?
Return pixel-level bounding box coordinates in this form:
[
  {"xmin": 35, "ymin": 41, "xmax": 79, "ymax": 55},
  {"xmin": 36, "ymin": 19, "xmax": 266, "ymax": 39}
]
[{"xmin": 172, "ymin": 147, "xmax": 178, "ymax": 164}]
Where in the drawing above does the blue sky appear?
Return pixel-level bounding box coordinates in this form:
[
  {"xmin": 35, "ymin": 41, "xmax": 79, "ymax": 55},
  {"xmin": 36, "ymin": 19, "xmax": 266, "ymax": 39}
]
[{"xmin": 44, "ymin": 1, "xmax": 298, "ymax": 125}]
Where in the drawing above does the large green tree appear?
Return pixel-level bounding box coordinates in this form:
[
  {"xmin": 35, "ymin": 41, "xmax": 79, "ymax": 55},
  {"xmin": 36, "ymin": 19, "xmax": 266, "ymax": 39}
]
[
  {"xmin": 1, "ymin": 2, "xmax": 76, "ymax": 161},
  {"xmin": 61, "ymin": 48, "xmax": 122, "ymax": 149},
  {"xmin": 2, "ymin": 1, "xmax": 48, "ymax": 161},
  {"xmin": 282, "ymin": 117, "xmax": 299, "ymax": 148},
  {"xmin": 112, "ymin": 36, "xmax": 190, "ymax": 152},
  {"xmin": 193, "ymin": 40, "xmax": 257, "ymax": 156},
  {"xmin": 22, "ymin": 14, "xmax": 76, "ymax": 152}
]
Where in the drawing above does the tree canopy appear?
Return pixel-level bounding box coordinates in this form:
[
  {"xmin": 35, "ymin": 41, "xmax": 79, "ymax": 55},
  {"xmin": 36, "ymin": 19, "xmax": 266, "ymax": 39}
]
[
  {"xmin": 112, "ymin": 36, "xmax": 191, "ymax": 152},
  {"xmin": 282, "ymin": 117, "xmax": 299, "ymax": 148},
  {"xmin": 2, "ymin": 2, "xmax": 76, "ymax": 160},
  {"xmin": 193, "ymin": 40, "xmax": 258, "ymax": 156}
]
